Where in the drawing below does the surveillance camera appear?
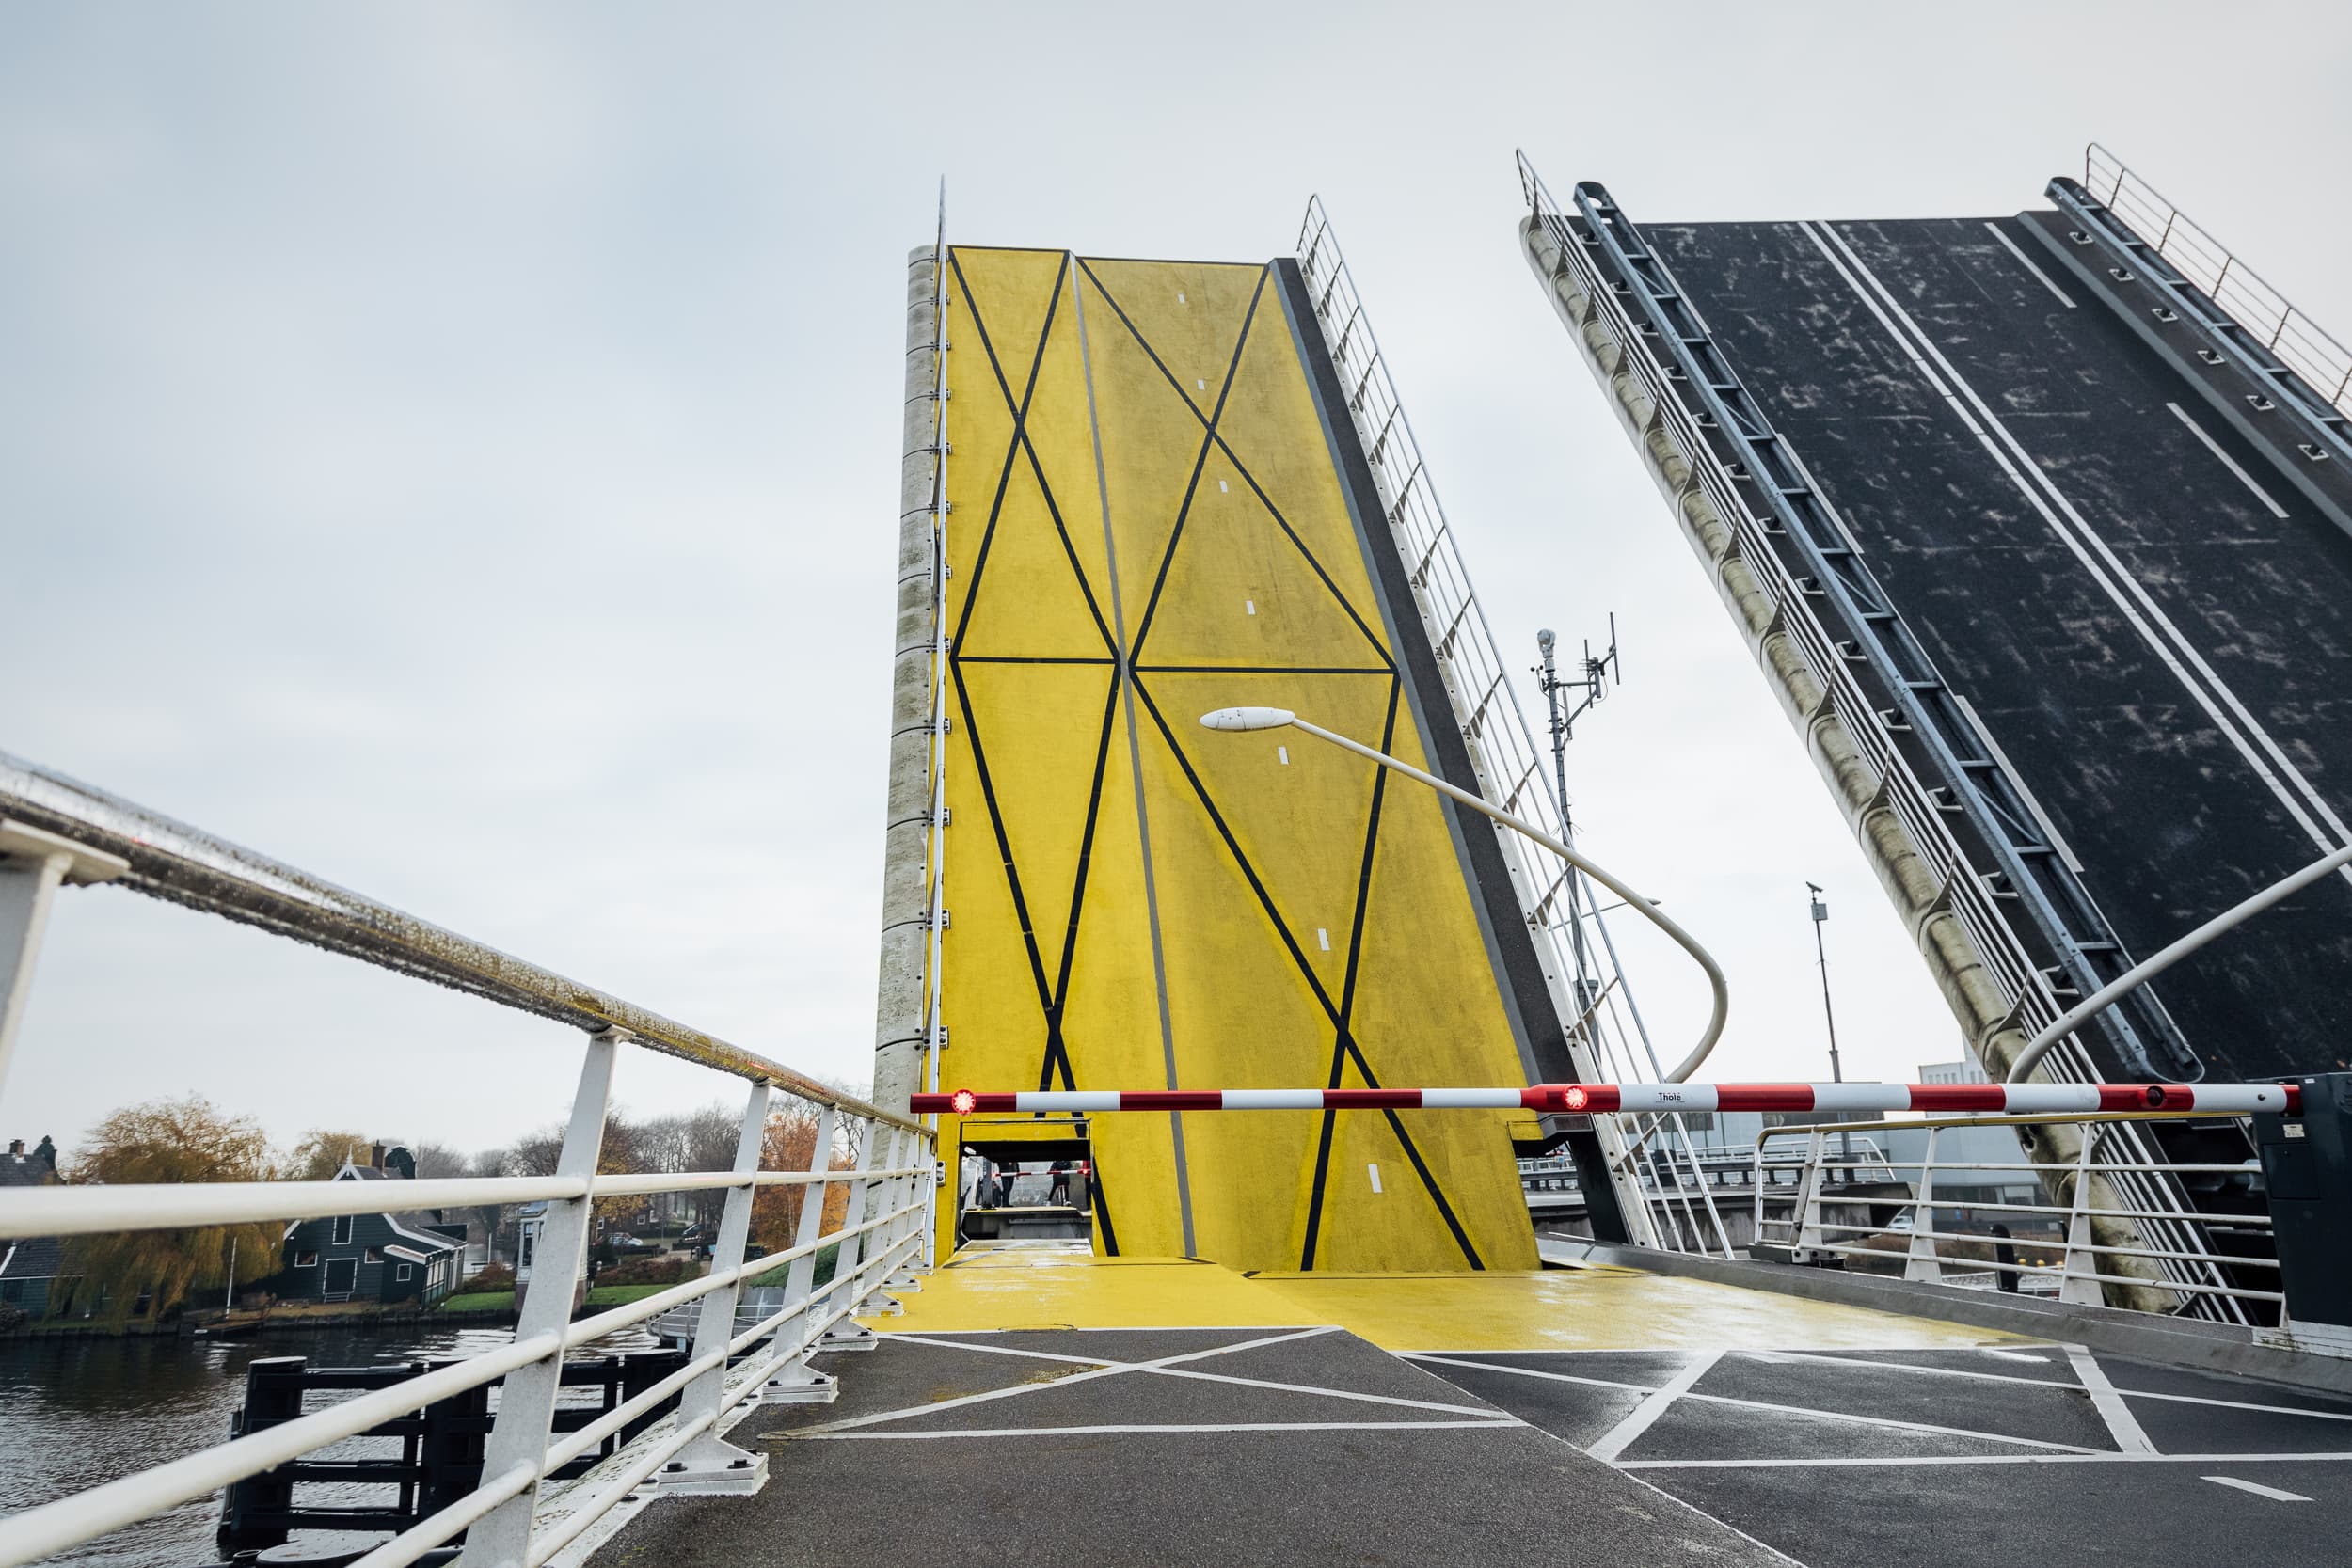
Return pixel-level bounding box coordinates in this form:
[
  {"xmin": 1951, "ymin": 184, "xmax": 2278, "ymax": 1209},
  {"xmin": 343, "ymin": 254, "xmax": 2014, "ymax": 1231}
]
[{"xmin": 1537, "ymin": 628, "xmax": 1556, "ymax": 651}]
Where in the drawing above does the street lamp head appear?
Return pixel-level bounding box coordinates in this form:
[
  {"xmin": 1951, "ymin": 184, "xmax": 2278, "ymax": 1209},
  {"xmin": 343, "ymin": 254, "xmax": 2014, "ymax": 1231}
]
[{"xmin": 1198, "ymin": 706, "xmax": 1296, "ymax": 733}]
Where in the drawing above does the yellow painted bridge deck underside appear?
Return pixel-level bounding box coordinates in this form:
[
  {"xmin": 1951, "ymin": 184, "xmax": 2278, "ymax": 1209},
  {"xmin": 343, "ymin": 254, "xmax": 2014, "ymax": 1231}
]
[{"xmin": 930, "ymin": 247, "xmax": 1538, "ymax": 1274}]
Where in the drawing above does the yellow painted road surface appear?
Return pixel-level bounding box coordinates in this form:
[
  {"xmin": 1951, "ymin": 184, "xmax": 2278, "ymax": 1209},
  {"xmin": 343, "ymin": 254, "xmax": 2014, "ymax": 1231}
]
[
  {"xmin": 930, "ymin": 246, "xmax": 1540, "ymax": 1274},
  {"xmin": 875, "ymin": 1247, "xmax": 2021, "ymax": 1354}
]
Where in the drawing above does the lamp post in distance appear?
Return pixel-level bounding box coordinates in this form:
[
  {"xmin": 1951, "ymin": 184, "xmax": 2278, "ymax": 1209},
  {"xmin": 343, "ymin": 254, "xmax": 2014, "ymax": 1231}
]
[{"xmin": 1807, "ymin": 882, "xmax": 1850, "ymax": 1164}]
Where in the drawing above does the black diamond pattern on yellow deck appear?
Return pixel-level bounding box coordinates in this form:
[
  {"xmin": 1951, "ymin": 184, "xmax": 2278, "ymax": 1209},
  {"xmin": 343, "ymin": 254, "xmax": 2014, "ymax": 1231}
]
[{"xmin": 933, "ymin": 245, "xmax": 1541, "ymax": 1274}]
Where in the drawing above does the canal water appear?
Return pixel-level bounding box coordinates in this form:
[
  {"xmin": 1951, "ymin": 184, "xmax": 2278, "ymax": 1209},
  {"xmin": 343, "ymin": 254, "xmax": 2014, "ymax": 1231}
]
[{"xmin": 2, "ymin": 1322, "xmax": 660, "ymax": 1568}]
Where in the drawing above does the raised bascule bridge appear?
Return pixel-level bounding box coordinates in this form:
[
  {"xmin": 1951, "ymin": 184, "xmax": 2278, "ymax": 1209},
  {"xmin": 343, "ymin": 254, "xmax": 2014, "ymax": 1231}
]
[{"xmin": 5, "ymin": 150, "xmax": 2352, "ymax": 1568}]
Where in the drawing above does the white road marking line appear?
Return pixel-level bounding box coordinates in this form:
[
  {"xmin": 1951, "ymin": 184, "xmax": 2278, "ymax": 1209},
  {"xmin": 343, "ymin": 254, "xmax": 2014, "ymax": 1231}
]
[
  {"xmin": 1804, "ymin": 221, "xmax": 2352, "ymax": 879},
  {"xmin": 1148, "ymin": 1364, "xmax": 1495, "ymax": 1416},
  {"xmin": 2167, "ymin": 401, "xmax": 2291, "ymax": 518},
  {"xmin": 1367, "ymin": 1163, "xmax": 1382, "ymax": 1194},
  {"xmin": 1742, "ymin": 1350, "xmax": 2073, "ymax": 1390},
  {"xmin": 1196, "ymin": 378, "xmax": 1206, "ymax": 390},
  {"xmin": 1623, "ymin": 1450, "xmax": 2352, "ymax": 1471},
  {"xmin": 1177, "ymin": 292, "xmax": 1185, "ymax": 304},
  {"xmin": 1585, "ymin": 1351, "xmax": 1721, "ymax": 1463},
  {"xmin": 2202, "ymin": 1474, "xmax": 2313, "ymax": 1503},
  {"xmin": 1246, "ymin": 598, "xmax": 1256, "ymax": 615},
  {"xmin": 1316, "ymin": 927, "xmax": 1330, "ymax": 950},
  {"xmin": 1218, "ymin": 478, "xmax": 1229, "ymax": 492},
  {"xmin": 2127, "ymin": 1387, "xmax": 2352, "ymax": 1422},
  {"xmin": 2067, "ymin": 1346, "xmax": 2157, "ymax": 1454},
  {"xmin": 877, "ymin": 1332, "xmax": 1117, "ymax": 1367},
  {"xmin": 790, "ymin": 1418, "xmax": 1526, "ymax": 1440},
  {"xmin": 1980, "ymin": 1350, "xmax": 2052, "ymax": 1364},
  {"xmin": 1410, "ymin": 1353, "xmax": 2096, "ymax": 1455},
  {"xmin": 1277, "ymin": 745, "xmax": 1289, "ymax": 765},
  {"xmin": 1982, "ymin": 220, "xmax": 2076, "ymax": 309}
]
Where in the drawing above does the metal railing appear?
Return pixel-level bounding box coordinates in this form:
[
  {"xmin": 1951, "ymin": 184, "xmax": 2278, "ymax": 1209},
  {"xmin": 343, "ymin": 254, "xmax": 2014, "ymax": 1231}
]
[
  {"xmin": 1510, "ymin": 150, "xmax": 2247, "ymax": 1307},
  {"xmin": 2085, "ymin": 143, "xmax": 2352, "ymax": 419},
  {"xmin": 1294, "ymin": 198, "xmax": 1736, "ymax": 1259},
  {"xmin": 1752, "ymin": 1113, "xmax": 2278, "ymax": 1316},
  {"xmin": 0, "ymin": 754, "xmax": 937, "ymax": 1568}
]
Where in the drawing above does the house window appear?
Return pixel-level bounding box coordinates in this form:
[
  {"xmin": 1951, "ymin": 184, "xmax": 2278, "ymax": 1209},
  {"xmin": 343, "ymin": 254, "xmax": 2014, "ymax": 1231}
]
[
  {"xmin": 395, "ymin": 1264, "xmax": 412, "ymax": 1281},
  {"xmin": 331, "ymin": 1215, "xmax": 354, "ymax": 1246},
  {"xmin": 294, "ymin": 1251, "xmax": 319, "ymax": 1267},
  {"xmin": 364, "ymin": 1248, "xmax": 384, "ymax": 1263}
]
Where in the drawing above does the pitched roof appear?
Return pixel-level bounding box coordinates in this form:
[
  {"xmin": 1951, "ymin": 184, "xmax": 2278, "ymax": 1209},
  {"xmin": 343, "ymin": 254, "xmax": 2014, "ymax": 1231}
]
[
  {"xmin": 0, "ymin": 1236, "xmax": 67, "ymax": 1280},
  {"xmin": 1, "ymin": 1153, "xmax": 54, "ymax": 1189}
]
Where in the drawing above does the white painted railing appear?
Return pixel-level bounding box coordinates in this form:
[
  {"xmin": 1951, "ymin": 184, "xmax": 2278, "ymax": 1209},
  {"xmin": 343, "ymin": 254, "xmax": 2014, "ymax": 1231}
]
[
  {"xmin": 0, "ymin": 754, "xmax": 938, "ymax": 1568},
  {"xmin": 2085, "ymin": 143, "xmax": 2352, "ymax": 419},
  {"xmin": 1750, "ymin": 1114, "xmax": 2278, "ymax": 1316}
]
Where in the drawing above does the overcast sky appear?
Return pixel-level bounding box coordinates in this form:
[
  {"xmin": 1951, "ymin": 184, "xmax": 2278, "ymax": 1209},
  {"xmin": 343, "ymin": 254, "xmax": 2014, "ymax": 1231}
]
[{"xmin": 3, "ymin": 3, "xmax": 2346, "ymax": 1156}]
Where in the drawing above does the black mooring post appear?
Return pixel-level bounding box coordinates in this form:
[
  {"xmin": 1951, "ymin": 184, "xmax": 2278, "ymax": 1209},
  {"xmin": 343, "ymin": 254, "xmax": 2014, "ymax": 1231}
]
[
  {"xmin": 215, "ymin": 1354, "xmax": 307, "ymax": 1554},
  {"xmin": 2256, "ymin": 1073, "xmax": 2352, "ymax": 1343}
]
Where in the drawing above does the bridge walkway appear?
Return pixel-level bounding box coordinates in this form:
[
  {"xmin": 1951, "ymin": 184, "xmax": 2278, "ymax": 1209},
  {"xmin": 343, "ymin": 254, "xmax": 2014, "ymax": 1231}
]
[{"xmin": 583, "ymin": 1248, "xmax": 2352, "ymax": 1568}]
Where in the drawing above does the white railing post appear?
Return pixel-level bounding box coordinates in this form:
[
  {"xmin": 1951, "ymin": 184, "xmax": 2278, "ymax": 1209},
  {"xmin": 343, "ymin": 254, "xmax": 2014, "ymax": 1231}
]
[
  {"xmin": 816, "ymin": 1119, "xmax": 882, "ymax": 1351},
  {"xmin": 653, "ymin": 1077, "xmax": 772, "ymax": 1494},
  {"xmin": 882, "ymin": 1126, "xmax": 923, "ymax": 1294},
  {"xmin": 0, "ymin": 823, "xmax": 125, "ymax": 1100},
  {"xmin": 2059, "ymin": 1127, "xmax": 2105, "ymax": 1307},
  {"xmin": 1904, "ymin": 1126, "xmax": 1945, "ymax": 1284},
  {"xmin": 755, "ymin": 1101, "xmax": 842, "ymax": 1406},
  {"xmin": 1793, "ymin": 1129, "xmax": 1829, "ymax": 1259},
  {"xmin": 457, "ymin": 1028, "xmax": 618, "ymax": 1568},
  {"xmin": 920, "ymin": 1131, "xmax": 940, "ymax": 1272}
]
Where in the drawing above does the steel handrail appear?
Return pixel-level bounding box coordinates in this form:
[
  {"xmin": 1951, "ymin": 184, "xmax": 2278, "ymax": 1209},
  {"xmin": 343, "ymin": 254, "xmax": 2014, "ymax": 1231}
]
[
  {"xmin": 0, "ymin": 748, "xmax": 924, "ymax": 1134},
  {"xmin": 2087, "ymin": 143, "xmax": 2352, "ymax": 417},
  {"xmin": 0, "ymin": 1164, "xmax": 933, "ymax": 1240}
]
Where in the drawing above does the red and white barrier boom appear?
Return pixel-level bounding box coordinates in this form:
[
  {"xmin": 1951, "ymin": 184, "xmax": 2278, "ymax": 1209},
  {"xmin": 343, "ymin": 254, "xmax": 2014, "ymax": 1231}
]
[{"xmin": 913, "ymin": 1082, "xmax": 2299, "ymax": 1117}]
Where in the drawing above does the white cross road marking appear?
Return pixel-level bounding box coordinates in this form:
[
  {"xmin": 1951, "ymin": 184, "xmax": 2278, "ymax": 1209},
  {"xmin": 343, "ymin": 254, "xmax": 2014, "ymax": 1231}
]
[
  {"xmin": 796, "ymin": 1324, "xmax": 1341, "ymax": 1435},
  {"xmin": 2202, "ymin": 1475, "xmax": 2313, "ymax": 1503},
  {"xmin": 1406, "ymin": 1354, "xmax": 2099, "ymax": 1456},
  {"xmin": 2067, "ymin": 1346, "xmax": 2157, "ymax": 1454},
  {"xmin": 1585, "ymin": 1351, "xmax": 1721, "ymax": 1463}
]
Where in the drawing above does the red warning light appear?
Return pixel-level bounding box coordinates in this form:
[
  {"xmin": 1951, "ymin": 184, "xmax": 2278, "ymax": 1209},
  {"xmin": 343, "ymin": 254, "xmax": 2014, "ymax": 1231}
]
[
  {"xmin": 1563, "ymin": 1086, "xmax": 1588, "ymax": 1111},
  {"xmin": 949, "ymin": 1089, "xmax": 977, "ymax": 1116}
]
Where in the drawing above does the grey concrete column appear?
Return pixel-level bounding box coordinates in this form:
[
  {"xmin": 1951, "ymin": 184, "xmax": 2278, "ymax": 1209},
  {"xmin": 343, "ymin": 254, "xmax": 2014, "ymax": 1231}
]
[{"xmin": 873, "ymin": 245, "xmax": 945, "ymax": 1117}]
